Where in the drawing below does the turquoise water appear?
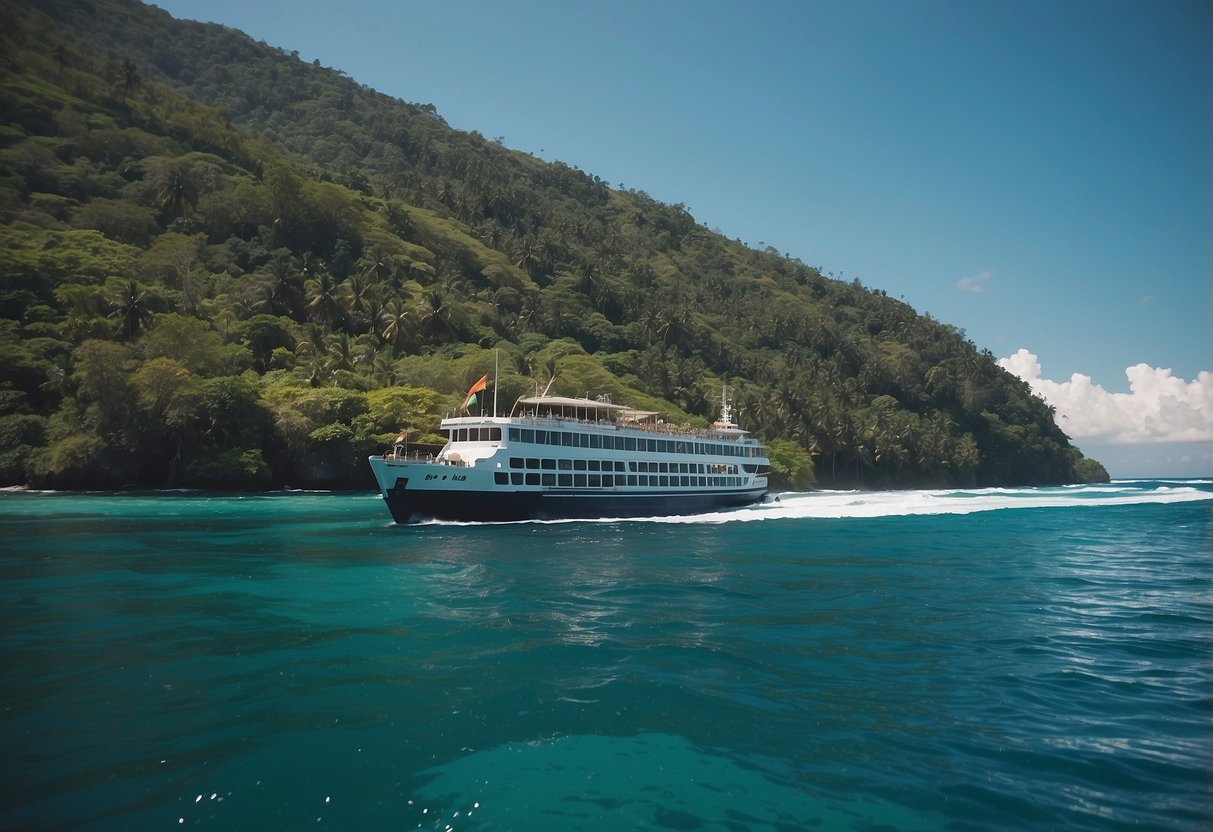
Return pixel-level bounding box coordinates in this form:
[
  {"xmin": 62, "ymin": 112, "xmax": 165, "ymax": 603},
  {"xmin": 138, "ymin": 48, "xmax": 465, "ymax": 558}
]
[{"xmin": 2, "ymin": 481, "xmax": 1210, "ymax": 831}]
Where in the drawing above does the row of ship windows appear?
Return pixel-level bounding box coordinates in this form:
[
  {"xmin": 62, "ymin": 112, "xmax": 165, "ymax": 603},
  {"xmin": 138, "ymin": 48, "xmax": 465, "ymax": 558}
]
[
  {"xmin": 450, "ymin": 427, "xmax": 503, "ymax": 442},
  {"xmin": 509, "ymin": 458, "xmax": 737, "ymax": 475},
  {"xmin": 503, "ymin": 427, "xmax": 760, "ymax": 458},
  {"xmin": 494, "ymin": 472, "xmax": 746, "ymax": 489}
]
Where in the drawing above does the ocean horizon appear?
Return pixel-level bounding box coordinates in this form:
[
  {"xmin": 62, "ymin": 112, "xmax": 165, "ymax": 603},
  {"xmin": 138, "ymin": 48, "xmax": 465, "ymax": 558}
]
[{"xmin": 2, "ymin": 480, "xmax": 1210, "ymax": 831}]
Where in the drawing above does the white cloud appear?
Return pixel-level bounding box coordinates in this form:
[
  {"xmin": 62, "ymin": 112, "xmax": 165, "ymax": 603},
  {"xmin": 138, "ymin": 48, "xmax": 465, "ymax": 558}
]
[
  {"xmin": 956, "ymin": 271, "xmax": 992, "ymax": 293},
  {"xmin": 998, "ymin": 349, "xmax": 1213, "ymax": 444}
]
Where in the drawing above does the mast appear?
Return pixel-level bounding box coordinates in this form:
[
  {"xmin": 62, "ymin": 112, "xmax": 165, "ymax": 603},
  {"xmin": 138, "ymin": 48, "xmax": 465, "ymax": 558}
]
[
  {"xmin": 719, "ymin": 384, "xmax": 733, "ymax": 425},
  {"xmin": 493, "ymin": 348, "xmax": 499, "ymax": 417}
]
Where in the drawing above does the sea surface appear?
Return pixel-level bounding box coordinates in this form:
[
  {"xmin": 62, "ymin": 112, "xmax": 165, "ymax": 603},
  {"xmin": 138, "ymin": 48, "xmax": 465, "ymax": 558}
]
[{"xmin": 1, "ymin": 480, "xmax": 1210, "ymax": 832}]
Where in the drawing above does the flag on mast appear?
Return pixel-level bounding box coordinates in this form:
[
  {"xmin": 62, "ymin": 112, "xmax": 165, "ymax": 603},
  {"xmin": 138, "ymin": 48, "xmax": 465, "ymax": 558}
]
[{"xmin": 461, "ymin": 374, "xmax": 488, "ymax": 413}]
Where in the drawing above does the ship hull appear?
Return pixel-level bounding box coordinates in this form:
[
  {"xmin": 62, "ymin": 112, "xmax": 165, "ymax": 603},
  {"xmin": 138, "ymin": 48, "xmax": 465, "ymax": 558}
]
[{"xmin": 379, "ymin": 478, "xmax": 766, "ymax": 524}]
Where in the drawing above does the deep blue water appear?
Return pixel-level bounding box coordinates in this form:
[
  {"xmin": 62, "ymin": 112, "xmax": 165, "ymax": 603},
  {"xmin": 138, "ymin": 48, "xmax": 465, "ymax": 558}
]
[{"xmin": 1, "ymin": 481, "xmax": 1210, "ymax": 831}]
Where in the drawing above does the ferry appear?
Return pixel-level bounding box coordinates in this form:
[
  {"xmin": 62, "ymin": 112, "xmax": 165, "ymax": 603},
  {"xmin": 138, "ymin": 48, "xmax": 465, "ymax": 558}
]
[{"xmin": 369, "ymin": 387, "xmax": 769, "ymax": 524}]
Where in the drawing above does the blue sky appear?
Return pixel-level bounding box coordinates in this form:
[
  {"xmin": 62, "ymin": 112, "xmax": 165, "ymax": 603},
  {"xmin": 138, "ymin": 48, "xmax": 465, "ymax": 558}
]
[{"xmin": 152, "ymin": 0, "xmax": 1212, "ymax": 476}]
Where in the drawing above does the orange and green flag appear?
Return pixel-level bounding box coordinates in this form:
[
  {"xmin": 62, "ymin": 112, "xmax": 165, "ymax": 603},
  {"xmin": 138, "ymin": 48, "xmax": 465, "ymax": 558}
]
[{"xmin": 461, "ymin": 374, "xmax": 488, "ymax": 412}]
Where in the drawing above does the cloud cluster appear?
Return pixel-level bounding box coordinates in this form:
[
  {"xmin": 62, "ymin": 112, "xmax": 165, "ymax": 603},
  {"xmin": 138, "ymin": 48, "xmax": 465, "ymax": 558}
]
[
  {"xmin": 956, "ymin": 271, "xmax": 992, "ymax": 293},
  {"xmin": 998, "ymin": 349, "xmax": 1213, "ymax": 444}
]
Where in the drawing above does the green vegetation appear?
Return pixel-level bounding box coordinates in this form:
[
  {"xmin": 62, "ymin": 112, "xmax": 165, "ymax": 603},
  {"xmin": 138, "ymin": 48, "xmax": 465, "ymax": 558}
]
[{"xmin": 0, "ymin": 0, "xmax": 1107, "ymax": 490}]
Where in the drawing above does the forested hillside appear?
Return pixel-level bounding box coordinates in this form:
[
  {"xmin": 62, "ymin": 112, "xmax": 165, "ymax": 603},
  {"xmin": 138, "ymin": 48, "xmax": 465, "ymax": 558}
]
[{"xmin": 0, "ymin": 0, "xmax": 1108, "ymax": 490}]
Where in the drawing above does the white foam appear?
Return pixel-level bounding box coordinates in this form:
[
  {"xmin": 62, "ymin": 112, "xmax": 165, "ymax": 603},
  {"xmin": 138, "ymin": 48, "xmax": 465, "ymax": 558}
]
[
  {"xmin": 411, "ymin": 483, "xmax": 1211, "ymax": 527},
  {"xmin": 618, "ymin": 483, "xmax": 1212, "ymax": 525}
]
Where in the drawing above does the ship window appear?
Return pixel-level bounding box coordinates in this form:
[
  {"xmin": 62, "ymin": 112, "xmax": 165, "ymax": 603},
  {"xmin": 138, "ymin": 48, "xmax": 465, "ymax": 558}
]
[
  {"xmin": 511, "ymin": 472, "xmax": 524, "ymax": 485},
  {"xmin": 466, "ymin": 428, "xmax": 477, "ymax": 441},
  {"xmin": 541, "ymin": 473, "xmax": 556, "ymax": 486},
  {"xmin": 588, "ymin": 460, "xmax": 600, "ymax": 472},
  {"xmin": 625, "ymin": 437, "xmax": 636, "ymax": 451},
  {"xmin": 525, "ymin": 472, "xmax": 540, "ymax": 485},
  {"xmin": 681, "ymin": 476, "xmax": 690, "ymax": 487},
  {"xmin": 614, "ymin": 461, "xmax": 625, "ymax": 472},
  {"xmin": 509, "ymin": 428, "xmax": 521, "ymax": 441},
  {"xmin": 648, "ymin": 439, "xmax": 658, "ymax": 452},
  {"xmin": 542, "ymin": 459, "xmax": 556, "ymax": 470},
  {"xmin": 558, "ymin": 473, "xmax": 572, "ymax": 486},
  {"xmin": 574, "ymin": 474, "xmax": 587, "ymax": 487},
  {"xmin": 627, "ymin": 475, "xmax": 637, "ymax": 486},
  {"xmin": 589, "ymin": 434, "xmax": 601, "ymax": 449},
  {"xmin": 494, "ymin": 472, "xmax": 508, "ymax": 485},
  {"xmin": 628, "ymin": 461, "xmax": 637, "ymax": 472},
  {"xmin": 574, "ymin": 459, "xmax": 586, "ymax": 471},
  {"xmin": 659, "ymin": 476, "xmax": 669, "ymax": 487},
  {"xmin": 510, "ymin": 457, "xmax": 524, "ymax": 468},
  {"xmin": 526, "ymin": 458, "xmax": 540, "ymax": 469},
  {"xmin": 588, "ymin": 474, "xmax": 601, "ymax": 487},
  {"xmin": 698, "ymin": 477, "xmax": 706, "ymax": 486},
  {"xmin": 639, "ymin": 475, "xmax": 648, "ymax": 486},
  {"xmin": 533, "ymin": 429, "xmax": 545, "ymax": 444},
  {"xmin": 604, "ymin": 436, "xmax": 615, "ymax": 450},
  {"xmin": 491, "ymin": 428, "xmax": 502, "ymax": 441},
  {"xmin": 558, "ymin": 459, "xmax": 572, "ymax": 470},
  {"xmin": 560, "ymin": 432, "xmax": 572, "ymax": 447},
  {"xmin": 602, "ymin": 475, "xmax": 613, "ymax": 487},
  {"xmin": 521, "ymin": 429, "xmax": 534, "ymax": 443}
]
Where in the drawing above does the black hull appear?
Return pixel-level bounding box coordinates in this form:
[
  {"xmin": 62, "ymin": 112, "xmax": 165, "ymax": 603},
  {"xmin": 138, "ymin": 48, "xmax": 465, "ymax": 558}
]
[{"xmin": 382, "ymin": 487, "xmax": 766, "ymax": 524}]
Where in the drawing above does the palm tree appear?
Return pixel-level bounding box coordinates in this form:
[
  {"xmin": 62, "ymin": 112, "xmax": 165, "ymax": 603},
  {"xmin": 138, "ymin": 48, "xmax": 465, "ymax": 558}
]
[
  {"xmin": 155, "ymin": 168, "xmax": 196, "ymax": 222},
  {"xmin": 358, "ymin": 245, "xmax": 398, "ymax": 287},
  {"xmin": 259, "ymin": 254, "xmax": 305, "ymax": 320},
  {"xmin": 326, "ymin": 332, "xmax": 356, "ymax": 373},
  {"xmin": 417, "ymin": 288, "xmax": 455, "ymax": 342},
  {"xmin": 118, "ymin": 57, "xmax": 139, "ymax": 105},
  {"xmin": 379, "ymin": 299, "xmax": 413, "ymax": 350},
  {"xmin": 294, "ymin": 323, "xmax": 330, "ymax": 387},
  {"xmin": 305, "ymin": 271, "xmax": 347, "ymax": 330},
  {"xmin": 108, "ymin": 280, "xmax": 152, "ymax": 341},
  {"xmin": 513, "ymin": 238, "xmax": 540, "ymax": 277}
]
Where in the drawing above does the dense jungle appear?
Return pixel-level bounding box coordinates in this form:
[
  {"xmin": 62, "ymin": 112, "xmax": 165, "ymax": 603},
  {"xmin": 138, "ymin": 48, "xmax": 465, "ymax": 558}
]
[{"xmin": 0, "ymin": 0, "xmax": 1108, "ymax": 490}]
